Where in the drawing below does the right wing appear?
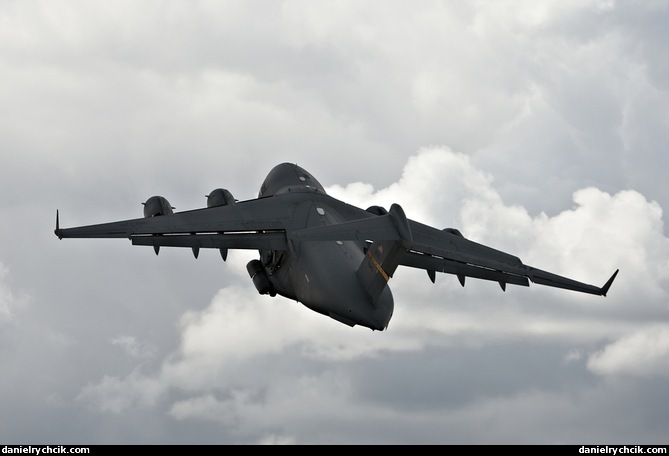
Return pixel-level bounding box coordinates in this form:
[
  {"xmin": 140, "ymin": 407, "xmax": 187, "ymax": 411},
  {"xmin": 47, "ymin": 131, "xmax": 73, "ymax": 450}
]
[
  {"xmin": 404, "ymin": 219, "xmax": 618, "ymax": 295},
  {"xmin": 290, "ymin": 202, "xmax": 618, "ymax": 296}
]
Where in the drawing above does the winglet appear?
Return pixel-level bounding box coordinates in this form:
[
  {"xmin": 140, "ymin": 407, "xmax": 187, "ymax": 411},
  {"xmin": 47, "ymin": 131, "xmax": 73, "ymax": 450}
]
[
  {"xmin": 55, "ymin": 210, "xmax": 62, "ymax": 239},
  {"xmin": 600, "ymin": 269, "xmax": 619, "ymax": 297}
]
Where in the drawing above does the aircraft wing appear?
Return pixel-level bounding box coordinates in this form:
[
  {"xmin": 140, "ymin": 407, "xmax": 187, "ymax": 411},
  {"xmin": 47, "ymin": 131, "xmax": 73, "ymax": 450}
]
[
  {"xmin": 291, "ymin": 202, "xmax": 618, "ymax": 296},
  {"xmin": 55, "ymin": 197, "xmax": 291, "ymax": 253},
  {"xmin": 404, "ymin": 219, "xmax": 618, "ymax": 296}
]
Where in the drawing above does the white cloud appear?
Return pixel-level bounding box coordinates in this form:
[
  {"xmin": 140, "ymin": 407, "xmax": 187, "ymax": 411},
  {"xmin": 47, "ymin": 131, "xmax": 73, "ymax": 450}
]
[
  {"xmin": 327, "ymin": 147, "xmax": 495, "ymax": 228},
  {"xmin": 326, "ymin": 147, "xmax": 668, "ymax": 309},
  {"xmin": 159, "ymin": 280, "xmax": 424, "ymax": 393},
  {"xmin": 169, "ymin": 393, "xmax": 240, "ymax": 425},
  {"xmin": 588, "ymin": 325, "xmax": 669, "ymax": 377},
  {"xmin": 332, "ymin": 148, "xmax": 668, "ymax": 327},
  {"xmin": 111, "ymin": 335, "xmax": 154, "ymax": 359},
  {"xmin": 76, "ymin": 369, "xmax": 166, "ymax": 414}
]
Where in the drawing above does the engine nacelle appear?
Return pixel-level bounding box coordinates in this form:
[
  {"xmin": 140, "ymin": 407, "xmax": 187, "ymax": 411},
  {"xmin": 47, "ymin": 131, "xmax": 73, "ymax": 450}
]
[
  {"xmin": 206, "ymin": 188, "xmax": 236, "ymax": 208},
  {"xmin": 427, "ymin": 228, "xmax": 466, "ymax": 285},
  {"xmin": 246, "ymin": 259, "xmax": 274, "ymax": 296},
  {"xmin": 142, "ymin": 196, "xmax": 174, "ymax": 218},
  {"xmin": 366, "ymin": 205, "xmax": 388, "ymax": 216},
  {"xmin": 444, "ymin": 227, "xmax": 464, "ymax": 237}
]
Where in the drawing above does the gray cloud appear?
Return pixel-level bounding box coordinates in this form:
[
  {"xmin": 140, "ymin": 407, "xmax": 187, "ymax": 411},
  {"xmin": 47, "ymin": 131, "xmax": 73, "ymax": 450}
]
[
  {"xmin": 1, "ymin": 0, "xmax": 668, "ymax": 445},
  {"xmin": 49, "ymin": 148, "xmax": 668, "ymax": 444}
]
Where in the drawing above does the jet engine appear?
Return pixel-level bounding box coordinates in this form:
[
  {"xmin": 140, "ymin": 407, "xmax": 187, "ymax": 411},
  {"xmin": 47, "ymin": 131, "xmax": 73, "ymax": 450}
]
[
  {"xmin": 140, "ymin": 196, "xmax": 175, "ymax": 255},
  {"xmin": 206, "ymin": 188, "xmax": 236, "ymax": 208},
  {"xmin": 246, "ymin": 259, "xmax": 275, "ymax": 296},
  {"xmin": 142, "ymin": 196, "xmax": 174, "ymax": 218},
  {"xmin": 206, "ymin": 188, "xmax": 236, "ymax": 261},
  {"xmin": 427, "ymin": 227, "xmax": 466, "ymax": 285},
  {"xmin": 366, "ymin": 205, "xmax": 388, "ymax": 216},
  {"xmin": 444, "ymin": 227, "xmax": 463, "ymax": 237}
]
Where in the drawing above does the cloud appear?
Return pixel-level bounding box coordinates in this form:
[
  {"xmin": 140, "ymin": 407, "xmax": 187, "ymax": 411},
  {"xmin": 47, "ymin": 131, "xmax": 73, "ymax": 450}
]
[
  {"xmin": 74, "ymin": 148, "xmax": 669, "ymax": 436},
  {"xmin": 3, "ymin": 1, "xmax": 668, "ymax": 443},
  {"xmin": 76, "ymin": 369, "xmax": 166, "ymax": 414},
  {"xmin": 587, "ymin": 325, "xmax": 669, "ymax": 377},
  {"xmin": 327, "ymin": 147, "xmax": 496, "ymax": 228},
  {"xmin": 111, "ymin": 335, "xmax": 154, "ymax": 359},
  {"xmin": 0, "ymin": 264, "xmax": 14, "ymax": 321},
  {"xmin": 0, "ymin": 262, "xmax": 29, "ymax": 323},
  {"xmin": 333, "ymin": 147, "xmax": 667, "ymax": 310}
]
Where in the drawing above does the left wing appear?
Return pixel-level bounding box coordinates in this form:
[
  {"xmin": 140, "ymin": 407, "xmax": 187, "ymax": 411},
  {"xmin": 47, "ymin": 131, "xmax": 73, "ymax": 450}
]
[
  {"xmin": 291, "ymin": 202, "xmax": 618, "ymax": 296},
  {"xmin": 55, "ymin": 196, "xmax": 291, "ymax": 254}
]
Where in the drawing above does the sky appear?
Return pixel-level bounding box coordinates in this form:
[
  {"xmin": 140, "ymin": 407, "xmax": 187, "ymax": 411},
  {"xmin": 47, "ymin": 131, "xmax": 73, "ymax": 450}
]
[{"xmin": 1, "ymin": 0, "xmax": 668, "ymax": 445}]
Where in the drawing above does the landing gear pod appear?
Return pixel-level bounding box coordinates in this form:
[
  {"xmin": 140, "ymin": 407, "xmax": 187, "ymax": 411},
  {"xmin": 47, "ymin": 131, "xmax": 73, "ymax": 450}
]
[
  {"xmin": 246, "ymin": 259, "xmax": 274, "ymax": 296},
  {"xmin": 142, "ymin": 196, "xmax": 174, "ymax": 218}
]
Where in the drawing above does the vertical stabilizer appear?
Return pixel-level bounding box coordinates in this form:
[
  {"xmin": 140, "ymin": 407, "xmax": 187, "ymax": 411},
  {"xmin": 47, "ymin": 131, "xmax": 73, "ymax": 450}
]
[
  {"xmin": 356, "ymin": 204, "xmax": 413, "ymax": 306},
  {"xmin": 356, "ymin": 239, "xmax": 406, "ymax": 306}
]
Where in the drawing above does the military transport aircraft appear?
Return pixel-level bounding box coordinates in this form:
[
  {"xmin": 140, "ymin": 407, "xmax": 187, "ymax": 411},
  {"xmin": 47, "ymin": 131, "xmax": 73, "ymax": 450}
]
[{"xmin": 55, "ymin": 162, "xmax": 618, "ymax": 331}]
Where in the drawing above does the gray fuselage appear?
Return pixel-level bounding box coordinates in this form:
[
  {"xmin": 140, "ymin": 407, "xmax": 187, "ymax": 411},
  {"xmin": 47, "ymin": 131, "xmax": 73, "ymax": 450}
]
[{"xmin": 255, "ymin": 164, "xmax": 394, "ymax": 330}]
